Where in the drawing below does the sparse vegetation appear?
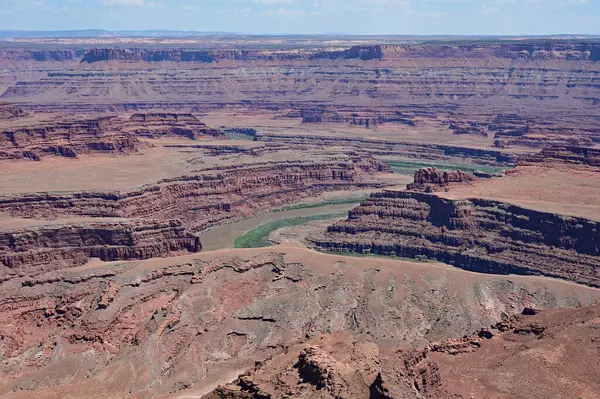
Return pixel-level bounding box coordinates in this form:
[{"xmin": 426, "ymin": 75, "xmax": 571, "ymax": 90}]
[{"xmin": 234, "ymin": 213, "xmax": 347, "ymax": 248}]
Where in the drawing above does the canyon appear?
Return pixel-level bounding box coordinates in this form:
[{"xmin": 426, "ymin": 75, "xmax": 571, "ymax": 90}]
[{"xmin": 0, "ymin": 35, "xmax": 599, "ymax": 398}]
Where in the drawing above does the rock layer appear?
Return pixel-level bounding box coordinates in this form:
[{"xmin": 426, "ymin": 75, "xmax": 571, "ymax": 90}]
[
  {"xmin": 0, "ymin": 249, "xmax": 595, "ymax": 398},
  {"xmin": 127, "ymin": 113, "xmax": 225, "ymax": 139},
  {"xmin": 203, "ymin": 302, "xmax": 600, "ymax": 399},
  {"xmin": 0, "ymin": 157, "xmax": 389, "ymax": 229},
  {"xmin": 406, "ymin": 167, "xmax": 474, "ymax": 192},
  {"xmin": 0, "ymin": 113, "xmax": 227, "ymax": 160},
  {"xmin": 0, "ymin": 220, "xmax": 200, "ymax": 275},
  {"xmin": 0, "ymin": 117, "xmax": 142, "ymax": 160},
  {"xmin": 312, "ymin": 190, "xmax": 600, "ymax": 287}
]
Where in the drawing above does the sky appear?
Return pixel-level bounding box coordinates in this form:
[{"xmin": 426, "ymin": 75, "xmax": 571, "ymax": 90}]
[{"xmin": 0, "ymin": 0, "xmax": 598, "ymax": 35}]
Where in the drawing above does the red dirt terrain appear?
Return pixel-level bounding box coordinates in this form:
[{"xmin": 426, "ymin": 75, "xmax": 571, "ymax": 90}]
[
  {"xmin": 0, "ymin": 248, "xmax": 598, "ymax": 399},
  {"xmin": 0, "ymin": 36, "xmax": 599, "ymax": 398},
  {"xmin": 203, "ymin": 302, "xmax": 600, "ymax": 399}
]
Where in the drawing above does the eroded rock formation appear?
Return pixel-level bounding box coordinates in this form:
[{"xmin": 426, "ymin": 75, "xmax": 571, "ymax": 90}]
[
  {"xmin": 0, "ymin": 103, "xmax": 27, "ymax": 120},
  {"xmin": 203, "ymin": 302, "xmax": 600, "ymax": 399},
  {"xmin": 0, "ymin": 250, "xmax": 595, "ymax": 398},
  {"xmin": 127, "ymin": 113, "xmax": 225, "ymax": 139},
  {"xmin": 522, "ymin": 145, "xmax": 600, "ymax": 167},
  {"xmin": 0, "ymin": 157, "xmax": 389, "ymax": 229},
  {"xmin": 0, "ymin": 116, "xmax": 143, "ymax": 160},
  {"xmin": 406, "ymin": 167, "xmax": 474, "ymax": 192},
  {"xmin": 0, "ymin": 113, "xmax": 227, "ymax": 160},
  {"xmin": 202, "ymin": 331, "xmax": 442, "ymax": 399},
  {"xmin": 312, "ymin": 190, "xmax": 600, "ymax": 287},
  {"xmin": 0, "ymin": 220, "xmax": 200, "ymax": 275}
]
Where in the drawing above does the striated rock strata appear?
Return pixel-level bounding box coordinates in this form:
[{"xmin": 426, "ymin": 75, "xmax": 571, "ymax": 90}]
[
  {"xmin": 0, "ymin": 113, "xmax": 227, "ymax": 160},
  {"xmin": 0, "ymin": 220, "xmax": 200, "ymax": 275},
  {"xmin": 0, "ymin": 157, "xmax": 390, "ymax": 232},
  {"xmin": 522, "ymin": 145, "xmax": 600, "ymax": 167},
  {"xmin": 0, "ymin": 250, "xmax": 595, "ymax": 398},
  {"xmin": 126, "ymin": 113, "xmax": 225, "ymax": 139},
  {"xmin": 0, "ymin": 103, "xmax": 28, "ymax": 120},
  {"xmin": 406, "ymin": 167, "xmax": 474, "ymax": 192},
  {"xmin": 0, "ymin": 116, "xmax": 143, "ymax": 160},
  {"xmin": 312, "ymin": 190, "xmax": 600, "ymax": 287}
]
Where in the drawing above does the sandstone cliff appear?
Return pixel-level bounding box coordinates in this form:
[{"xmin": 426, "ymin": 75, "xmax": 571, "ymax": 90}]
[
  {"xmin": 127, "ymin": 113, "xmax": 225, "ymax": 139},
  {"xmin": 312, "ymin": 190, "xmax": 600, "ymax": 287},
  {"xmin": 0, "ymin": 113, "xmax": 226, "ymax": 160},
  {"xmin": 406, "ymin": 167, "xmax": 474, "ymax": 192},
  {"xmin": 0, "ymin": 157, "xmax": 390, "ymax": 230},
  {"xmin": 522, "ymin": 145, "xmax": 600, "ymax": 167},
  {"xmin": 0, "ymin": 220, "xmax": 200, "ymax": 275},
  {"xmin": 0, "ymin": 116, "xmax": 143, "ymax": 160},
  {"xmin": 74, "ymin": 42, "xmax": 600, "ymax": 64}
]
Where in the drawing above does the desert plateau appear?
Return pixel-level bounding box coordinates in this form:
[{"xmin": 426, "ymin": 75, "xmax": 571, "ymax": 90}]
[{"xmin": 0, "ymin": 19, "xmax": 599, "ymax": 399}]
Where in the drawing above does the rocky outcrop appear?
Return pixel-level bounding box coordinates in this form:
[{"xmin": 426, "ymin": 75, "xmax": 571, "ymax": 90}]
[
  {"xmin": 75, "ymin": 42, "xmax": 600, "ymax": 64},
  {"xmin": 202, "ymin": 331, "xmax": 441, "ymax": 399},
  {"xmin": 299, "ymin": 106, "xmax": 416, "ymax": 127},
  {"xmin": 406, "ymin": 167, "xmax": 474, "ymax": 192},
  {"xmin": 80, "ymin": 48, "xmax": 307, "ymax": 63},
  {"xmin": 0, "ymin": 157, "xmax": 390, "ymax": 231},
  {"xmin": 312, "ymin": 45, "xmax": 384, "ymax": 61},
  {"xmin": 0, "ymin": 116, "xmax": 143, "ymax": 160},
  {"xmin": 312, "ymin": 190, "xmax": 600, "ymax": 287},
  {"xmin": 127, "ymin": 113, "xmax": 225, "ymax": 139},
  {"xmin": 0, "ymin": 103, "xmax": 27, "ymax": 120},
  {"xmin": 0, "ymin": 113, "xmax": 227, "ymax": 160},
  {"xmin": 203, "ymin": 301, "xmax": 600, "ymax": 399},
  {"xmin": 450, "ymin": 121, "xmax": 488, "ymax": 137},
  {"xmin": 522, "ymin": 145, "xmax": 600, "ymax": 167},
  {"xmin": 0, "ymin": 49, "xmax": 82, "ymax": 61},
  {"xmin": 0, "ymin": 220, "xmax": 200, "ymax": 274},
  {"xmin": 0, "ymin": 249, "xmax": 594, "ymax": 398},
  {"xmin": 257, "ymin": 132, "xmax": 518, "ymax": 167}
]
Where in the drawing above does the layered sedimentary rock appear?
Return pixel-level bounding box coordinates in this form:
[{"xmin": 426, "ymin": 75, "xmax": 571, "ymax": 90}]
[
  {"xmin": 204, "ymin": 302, "xmax": 600, "ymax": 399},
  {"xmin": 0, "ymin": 103, "xmax": 27, "ymax": 120},
  {"xmin": 522, "ymin": 145, "xmax": 600, "ymax": 167},
  {"xmin": 74, "ymin": 42, "xmax": 600, "ymax": 64},
  {"xmin": 0, "ymin": 157, "xmax": 390, "ymax": 231},
  {"xmin": 312, "ymin": 190, "xmax": 600, "ymax": 287},
  {"xmin": 406, "ymin": 167, "xmax": 474, "ymax": 192},
  {"xmin": 126, "ymin": 113, "xmax": 225, "ymax": 139},
  {"xmin": 203, "ymin": 330, "xmax": 442, "ymax": 399},
  {"xmin": 299, "ymin": 106, "xmax": 416, "ymax": 127},
  {"xmin": 0, "ymin": 220, "xmax": 200, "ymax": 275},
  {"xmin": 0, "ymin": 116, "xmax": 142, "ymax": 160},
  {"xmin": 0, "ymin": 49, "xmax": 82, "ymax": 62},
  {"xmin": 0, "ymin": 249, "xmax": 595, "ymax": 398},
  {"xmin": 3, "ymin": 39, "xmax": 600, "ymax": 149},
  {"xmin": 0, "ymin": 113, "xmax": 227, "ymax": 160},
  {"xmin": 257, "ymin": 132, "xmax": 518, "ymax": 167}
]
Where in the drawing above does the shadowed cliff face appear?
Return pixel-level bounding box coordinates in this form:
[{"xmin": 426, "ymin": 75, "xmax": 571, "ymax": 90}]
[{"xmin": 312, "ymin": 190, "xmax": 600, "ymax": 287}]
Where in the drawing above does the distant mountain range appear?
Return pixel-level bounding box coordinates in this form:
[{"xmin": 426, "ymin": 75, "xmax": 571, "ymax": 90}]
[
  {"xmin": 0, "ymin": 30, "xmax": 239, "ymax": 38},
  {"xmin": 0, "ymin": 30, "xmax": 598, "ymax": 40}
]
